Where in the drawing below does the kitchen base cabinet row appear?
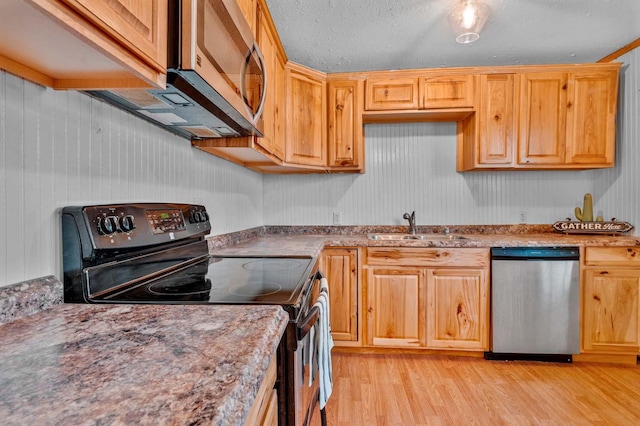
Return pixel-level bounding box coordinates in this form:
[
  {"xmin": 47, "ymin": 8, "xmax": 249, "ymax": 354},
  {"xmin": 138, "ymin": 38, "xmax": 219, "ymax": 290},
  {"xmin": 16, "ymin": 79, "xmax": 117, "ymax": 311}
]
[
  {"xmin": 578, "ymin": 247, "xmax": 640, "ymax": 364},
  {"xmin": 322, "ymin": 247, "xmax": 491, "ymax": 352},
  {"xmin": 325, "ymin": 246, "xmax": 640, "ymax": 363}
]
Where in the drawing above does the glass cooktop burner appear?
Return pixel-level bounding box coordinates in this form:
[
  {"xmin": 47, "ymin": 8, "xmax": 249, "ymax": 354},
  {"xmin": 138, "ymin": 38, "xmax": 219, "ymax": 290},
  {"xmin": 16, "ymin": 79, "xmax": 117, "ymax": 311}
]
[
  {"xmin": 147, "ymin": 279, "xmax": 212, "ymax": 296},
  {"xmin": 101, "ymin": 256, "xmax": 314, "ymax": 305},
  {"xmin": 241, "ymin": 259, "xmax": 303, "ymax": 271},
  {"xmin": 229, "ymin": 282, "xmax": 282, "ymax": 297}
]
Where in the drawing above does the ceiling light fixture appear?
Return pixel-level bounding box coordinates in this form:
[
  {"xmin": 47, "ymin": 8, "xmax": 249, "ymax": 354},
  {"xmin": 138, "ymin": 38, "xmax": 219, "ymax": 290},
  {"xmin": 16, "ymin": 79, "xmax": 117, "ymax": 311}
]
[{"xmin": 447, "ymin": 0, "xmax": 491, "ymax": 44}]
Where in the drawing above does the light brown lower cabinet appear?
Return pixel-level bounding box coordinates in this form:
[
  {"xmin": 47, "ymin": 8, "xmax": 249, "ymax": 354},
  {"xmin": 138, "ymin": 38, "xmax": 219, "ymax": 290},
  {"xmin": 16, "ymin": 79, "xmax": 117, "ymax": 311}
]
[
  {"xmin": 426, "ymin": 268, "xmax": 489, "ymax": 350},
  {"xmin": 366, "ymin": 267, "xmax": 426, "ymax": 348},
  {"xmin": 581, "ymin": 247, "xmax": 640, "ymax": 357},
  {"xmin": 245, "ymin": 355, "xmax": 278, "ymax": 426},
  {"xmin": 364, "ymin": 248, "xmax": 490, "ymax": 351},
  {"xmin": 321, "ymin": 248, "xmax": 359, "ymax": 344}
]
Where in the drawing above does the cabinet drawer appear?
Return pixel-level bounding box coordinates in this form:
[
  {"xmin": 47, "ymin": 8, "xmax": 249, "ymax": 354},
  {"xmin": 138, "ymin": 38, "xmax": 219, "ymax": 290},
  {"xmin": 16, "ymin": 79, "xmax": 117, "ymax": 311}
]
[
  {"xmin": 365, "ymin": 78, "xmax": 419, "ymax": 110},
  {"xmin": 420, "ymin": 75, "xmax": 476, "ymax": 108},
  {"xmin": 584, "ymin": 247, "xmax": 640, "ymax": 266},
  {"xmin": 366, "ymin": 248, "xmax": 489, "ymax": 267}
]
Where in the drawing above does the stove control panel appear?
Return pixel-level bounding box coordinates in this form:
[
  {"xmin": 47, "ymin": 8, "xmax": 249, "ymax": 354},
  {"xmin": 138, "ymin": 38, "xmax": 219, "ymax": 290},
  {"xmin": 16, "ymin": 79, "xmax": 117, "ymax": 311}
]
[{"xmin": 68, "ymin": 203, "xmax": 211, "ymax": 250}]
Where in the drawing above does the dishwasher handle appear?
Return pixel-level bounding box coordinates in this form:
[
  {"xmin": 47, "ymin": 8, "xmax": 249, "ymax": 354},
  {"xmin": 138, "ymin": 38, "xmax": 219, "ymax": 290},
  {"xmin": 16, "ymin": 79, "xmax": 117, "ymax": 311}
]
[{"xmin": 491, "ymin": 247, "xmax": 579, "ymax": 260}]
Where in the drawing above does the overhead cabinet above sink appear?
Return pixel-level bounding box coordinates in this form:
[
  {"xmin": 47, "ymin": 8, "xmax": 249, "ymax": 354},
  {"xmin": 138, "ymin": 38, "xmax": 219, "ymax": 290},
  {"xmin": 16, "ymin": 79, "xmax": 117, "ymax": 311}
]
[{"xmin": 457, "ymin": 63, "xmax": 621, "ymax": 171}]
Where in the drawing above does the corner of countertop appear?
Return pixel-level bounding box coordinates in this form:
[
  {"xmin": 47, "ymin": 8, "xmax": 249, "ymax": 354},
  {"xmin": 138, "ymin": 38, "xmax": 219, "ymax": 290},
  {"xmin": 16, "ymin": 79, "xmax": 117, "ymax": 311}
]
[{"xmin": 0, "ymin": 275, "xmax": 63, "ymax": 325}]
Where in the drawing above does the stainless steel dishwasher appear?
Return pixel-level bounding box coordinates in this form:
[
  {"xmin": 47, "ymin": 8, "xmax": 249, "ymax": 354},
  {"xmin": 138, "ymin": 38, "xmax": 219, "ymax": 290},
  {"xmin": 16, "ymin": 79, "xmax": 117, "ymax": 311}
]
[{"xmin": 486, "ymin": 247, "xmax": 580, "ymax": 362}]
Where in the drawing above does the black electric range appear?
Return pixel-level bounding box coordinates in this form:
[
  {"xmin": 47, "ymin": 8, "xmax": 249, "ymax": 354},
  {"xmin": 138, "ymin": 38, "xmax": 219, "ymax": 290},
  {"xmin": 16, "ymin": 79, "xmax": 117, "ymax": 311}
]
[{"xmin": 61, "ymin": 203, "xmax": 325, "ymax": 426}]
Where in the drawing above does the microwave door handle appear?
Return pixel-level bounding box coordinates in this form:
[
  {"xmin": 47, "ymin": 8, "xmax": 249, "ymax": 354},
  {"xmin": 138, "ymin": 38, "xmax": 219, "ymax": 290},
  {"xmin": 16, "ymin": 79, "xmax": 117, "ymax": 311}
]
[
  {"xmin": 253, "ymin": 43, "xmax": 267, "ymax": 123},
  {"xmin": 241, "ymin": 43, "xmax": 267, "ymax": 124}
]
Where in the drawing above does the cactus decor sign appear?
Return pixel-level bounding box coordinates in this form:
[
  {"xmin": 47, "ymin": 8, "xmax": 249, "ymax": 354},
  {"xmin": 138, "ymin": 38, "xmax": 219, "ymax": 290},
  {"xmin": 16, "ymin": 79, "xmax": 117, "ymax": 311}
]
[{"xmin": 552, "ymin": 193, "xmax": 634, "ymax": 235}]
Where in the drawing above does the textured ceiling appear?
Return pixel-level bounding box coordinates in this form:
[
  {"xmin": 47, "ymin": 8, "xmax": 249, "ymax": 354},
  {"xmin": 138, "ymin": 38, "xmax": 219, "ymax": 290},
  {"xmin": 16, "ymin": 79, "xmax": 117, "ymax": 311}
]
[{"xmin": 264, "ymin": 0, "xmax": 640, "ymax": 73}]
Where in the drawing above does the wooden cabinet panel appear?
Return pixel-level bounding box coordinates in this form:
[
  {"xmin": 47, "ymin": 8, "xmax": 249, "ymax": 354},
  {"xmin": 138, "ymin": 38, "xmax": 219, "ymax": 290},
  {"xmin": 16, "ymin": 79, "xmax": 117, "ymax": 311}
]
[
  {"xmin": 420, "ymin": 75, "xmax": 476, "ymax": 109},
  {"xmin": 322, "ymin": 248, "xmax": 358, "ymax": 342},
  {"xmin": 477, "ymin": 74, "xmax": 517, "ymax": 166},
  {"xmin": 366, "ymin": 247, "xmax": 489, "ymax": 268},
  {"xmin": 256, "ymin": 3, "xmax": 285, "ymax": 160},
  {"xmin": 59, "ymin": 0, "xmax": 167, "ymax": 71},
  {"xmin": 518, "ymin": 72, "xmax": 568, "ymax": 165},
  {"xmin": 365, "ymin": 78, "xmax": 419, "ymax": 110},
  {"xmin": 236, "ymin": 0, "xmax": 256, "ymax": 34},
  {"xmin": 426, "ymin": 269, "xmax": 489, "ymax": 350},
  {"xmin": 3, "ymin": 0, "xmax": 167, "ymax": 88},
  {"xmin": 245, "ymin": 355, "xmax": 278, "ymax": 426},
  {"xmin": 566, "ymin": 70, "xmax": 618, "ymax": 166},
  {"xmin": 327, "ymin": 79, "xmax": 364, "ymax": 171},
  {"xmin": 285, "ymin": 63, "xmax": 327, "ymax": 166},
  {"xmin": 366, "ymin": 268, "xmax": 426, "ymax": 348},
  {"xmin": 584, "ymin": 247, "xmax": 640, "ymax": 267},
  {"xmin": 364, "ymin": 248, "xmax": 489, "ymax": 351},
  {"xmin": 582, "ymin": 269, "xmax": 640, "ymax": 353}
]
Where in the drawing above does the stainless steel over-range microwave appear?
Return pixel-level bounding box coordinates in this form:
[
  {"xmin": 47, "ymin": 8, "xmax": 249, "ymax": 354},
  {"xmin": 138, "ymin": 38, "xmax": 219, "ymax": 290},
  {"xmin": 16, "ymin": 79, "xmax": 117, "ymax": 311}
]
[{"xmin": 88, "ymin": 0, "xmax": 267, "ymax": 140}]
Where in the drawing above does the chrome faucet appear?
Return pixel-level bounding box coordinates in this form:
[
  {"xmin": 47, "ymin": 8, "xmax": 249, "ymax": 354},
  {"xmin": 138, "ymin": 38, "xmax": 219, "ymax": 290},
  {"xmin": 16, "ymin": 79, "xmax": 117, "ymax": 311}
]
[{"xmin": 403, "ymin": 211, "xmax": 416, "ymax": 234}]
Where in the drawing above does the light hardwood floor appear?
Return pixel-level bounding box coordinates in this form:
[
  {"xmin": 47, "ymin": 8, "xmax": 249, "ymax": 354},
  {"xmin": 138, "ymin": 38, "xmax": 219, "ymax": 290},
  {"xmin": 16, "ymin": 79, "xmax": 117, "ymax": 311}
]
[{"xmin": 320, "ymin": 352, "xmax": 640, "ymax": 425}]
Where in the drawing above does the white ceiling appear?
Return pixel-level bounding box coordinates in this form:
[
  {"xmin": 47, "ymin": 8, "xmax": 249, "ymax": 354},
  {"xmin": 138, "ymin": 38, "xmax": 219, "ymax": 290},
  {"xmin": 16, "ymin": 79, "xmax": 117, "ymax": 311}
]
[{"xmin": 264, "ymin": 0, "xmax": 640, "ymax": 73}]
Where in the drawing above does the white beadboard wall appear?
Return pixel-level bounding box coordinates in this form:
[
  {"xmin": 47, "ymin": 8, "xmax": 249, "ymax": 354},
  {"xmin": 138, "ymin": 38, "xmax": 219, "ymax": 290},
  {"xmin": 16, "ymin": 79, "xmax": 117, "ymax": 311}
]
[
  {"xmin": 264, "ymin": 47, "xmax": 640, "ymax": 229},
  {"xmin": 1, "ymin": 46, "xmax": 638, "ymax": 288},
  {"xmin": 0, "ymin": 71, "xmax": 263, "ymax": 287}
]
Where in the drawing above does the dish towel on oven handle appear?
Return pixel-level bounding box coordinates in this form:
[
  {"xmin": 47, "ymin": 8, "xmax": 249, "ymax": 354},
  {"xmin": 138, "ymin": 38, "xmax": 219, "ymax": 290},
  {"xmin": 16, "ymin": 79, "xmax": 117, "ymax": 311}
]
[{"xmin": 315, "ymin": 277, "xmax": 334, "ymax": 409}]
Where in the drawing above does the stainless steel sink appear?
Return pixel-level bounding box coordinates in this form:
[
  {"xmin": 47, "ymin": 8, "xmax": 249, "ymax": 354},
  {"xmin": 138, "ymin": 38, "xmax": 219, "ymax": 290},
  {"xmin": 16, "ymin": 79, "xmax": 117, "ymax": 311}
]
[{"xmin": 367, "ymin": 234, "xmax": 468, "ymax": 241}]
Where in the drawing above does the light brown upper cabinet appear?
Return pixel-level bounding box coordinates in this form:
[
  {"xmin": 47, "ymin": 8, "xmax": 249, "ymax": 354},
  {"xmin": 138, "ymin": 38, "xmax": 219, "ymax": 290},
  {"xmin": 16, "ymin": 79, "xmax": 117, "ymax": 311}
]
[
  {"xmin": 236, "ymin": 0, "xmax": 257, "ymax": 35},
  {"xmin": 565, "ymin": 69, "xmax": 619, "ymax": 166},
  {"xmin": 518, "ymin": 72, "xmax": 569, "ymax": 165},
  {"xmin": 285, "ymin": 62, "xmax": 327, "ymax": 167},
  {"xmin": 58, "ymin": 0, "xmax": 167, "ymax": 72},
  {"xmin": 327, "ymin": 79, "xmax": 365, "ymax": 172},
  {"xmin": 519, "ymin": 67, "xmax": 619, "ymax": 168},
  {"xmin": 256, "ymin": 0, "xmax": 286, "ymax": 161},
  {"xmin": 365, "ymin": 74, "xmax": 477, "ymax": 111},
  {"xmin": 457, "ymin": 63, "xmax": 620, "ymax": 171},
  {"xmin": 365, "ymin": 78, "xmax": 419, "ymax": 110},
  {"xmin": 420, "ymin": 75, "xmax": 476, "ymax": 109},
  {"xmin": 0, "ymin": 0, "xmax": 167, "ymax": 89},
  {"xmin": 476, "ymin": 73, "xmax": 518, "ymax": 167}
]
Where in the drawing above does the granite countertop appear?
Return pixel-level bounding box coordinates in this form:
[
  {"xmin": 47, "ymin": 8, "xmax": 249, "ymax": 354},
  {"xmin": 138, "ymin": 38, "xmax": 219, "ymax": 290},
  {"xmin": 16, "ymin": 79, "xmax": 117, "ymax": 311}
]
[
  {"xmin": 0, "ymin": 303, "xmax": 288, "ymax": 426},
  {"xmin": 209, "ymin": 226, "xmax": 640, "ymax": 257}
]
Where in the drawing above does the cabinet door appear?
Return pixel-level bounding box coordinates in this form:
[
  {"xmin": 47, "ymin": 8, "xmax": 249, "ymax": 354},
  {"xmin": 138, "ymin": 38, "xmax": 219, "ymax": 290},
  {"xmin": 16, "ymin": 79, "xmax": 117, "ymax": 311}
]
[
  {"xmin": 236, "ymin": 0, "xmax": 256, "ymax": 34},
  {"xmin": 59, "ymin": 0, "xmax": 167, "ymax": 71},
  {"xmin": 582, "ymin": 269, "xmax": 640, "ymax": 353},
  {"xmin": 426, "ymin": 269, "xmax": 489, "ymax": 350},
  {"xmin": 365, "ymin": 78, "xmax": 419, "ymax": 110},
  {"xmin": 322, "ymin": 248, "xmax": 358, "ymax": 342},
  {"xmin": 518, "ymin": 72, "xmax": 568, "ymax": 165},
  {"xmin": 366, "ymin": 268, "xmax": 426, "ymax": 348},
  {"xmin": 477, "ymin": 74, "xmax": 516, "ymax": 166},
  {"xmin": 565, "ymin": 70, "xmax": 618, "ymax": 166},
  {"xmin": 327, "ymin": 80, "xmax": 364, "ymax": 171},
  {"xmin": 285, "ymin": 64, "xmax": 327, "ymax": 166},
  {"xmin": 256, "ymin": 3, "xmax": 285, "ymax": 160},
  {"xmin": 420, "ymin": 75, "xmax": 476, "ymax": 109}
]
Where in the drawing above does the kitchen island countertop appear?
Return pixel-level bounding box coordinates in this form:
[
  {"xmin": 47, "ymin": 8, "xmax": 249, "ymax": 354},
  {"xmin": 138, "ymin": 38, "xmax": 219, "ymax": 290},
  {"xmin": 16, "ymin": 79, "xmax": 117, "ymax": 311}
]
[{"xmin": 0, "ymin": 303, "xmax": 288, "ymax": 425}]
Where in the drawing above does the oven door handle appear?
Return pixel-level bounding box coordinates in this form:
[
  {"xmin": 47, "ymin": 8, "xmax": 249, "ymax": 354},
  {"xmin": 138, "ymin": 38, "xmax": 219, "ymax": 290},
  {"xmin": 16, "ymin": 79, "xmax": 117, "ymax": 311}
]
[{"xmin": 297, "ymin": 305, "xmax": 319, "ymax": 341}]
